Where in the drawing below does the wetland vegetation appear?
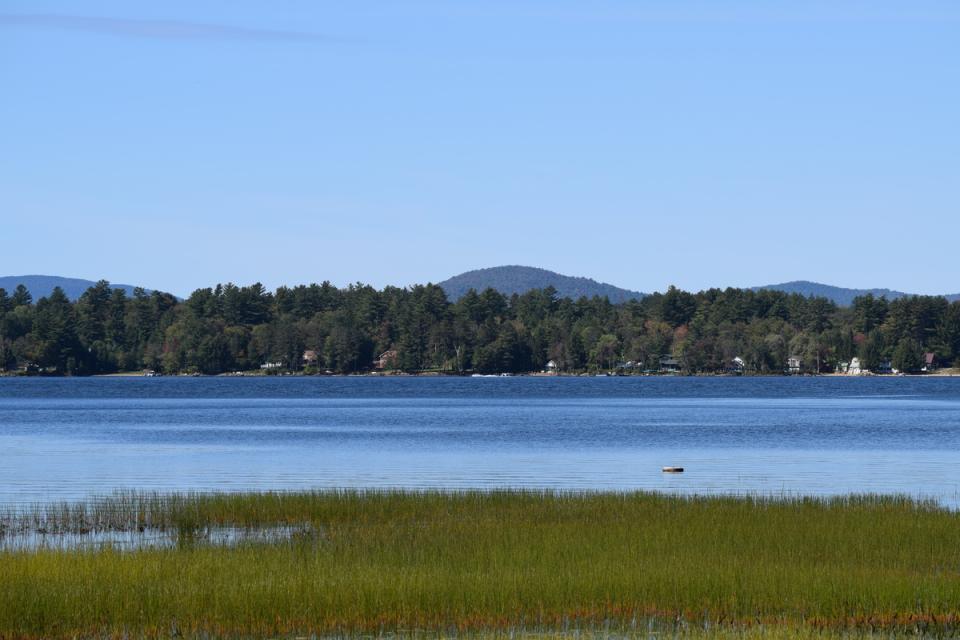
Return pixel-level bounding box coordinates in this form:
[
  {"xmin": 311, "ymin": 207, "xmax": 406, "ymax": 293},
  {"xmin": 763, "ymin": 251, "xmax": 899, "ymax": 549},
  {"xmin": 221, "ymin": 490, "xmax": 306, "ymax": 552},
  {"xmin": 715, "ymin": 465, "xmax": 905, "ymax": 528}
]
[{"xmin": 2, "ymin": 490, "xmax": 960, "ymax": 639}]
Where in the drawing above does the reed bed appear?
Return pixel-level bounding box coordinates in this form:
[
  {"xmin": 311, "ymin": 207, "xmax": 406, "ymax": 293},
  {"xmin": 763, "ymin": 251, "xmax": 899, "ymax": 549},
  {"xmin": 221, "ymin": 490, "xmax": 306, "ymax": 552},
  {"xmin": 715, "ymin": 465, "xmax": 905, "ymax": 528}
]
[{"xmin": 1, "ymin": 490, "xmax": 959, "ymax": 639}]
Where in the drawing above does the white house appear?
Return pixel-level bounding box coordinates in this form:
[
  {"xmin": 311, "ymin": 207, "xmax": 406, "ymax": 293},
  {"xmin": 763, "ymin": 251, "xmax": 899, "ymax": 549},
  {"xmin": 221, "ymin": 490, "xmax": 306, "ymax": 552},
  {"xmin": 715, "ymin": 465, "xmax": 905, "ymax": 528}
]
[
  {"xmin": 787, "ymin": 356, "xmax": 802, "ymax": 374},
  {"xmin": 848, "ymin": 357, "xmax": 865, "ymax": 375}
]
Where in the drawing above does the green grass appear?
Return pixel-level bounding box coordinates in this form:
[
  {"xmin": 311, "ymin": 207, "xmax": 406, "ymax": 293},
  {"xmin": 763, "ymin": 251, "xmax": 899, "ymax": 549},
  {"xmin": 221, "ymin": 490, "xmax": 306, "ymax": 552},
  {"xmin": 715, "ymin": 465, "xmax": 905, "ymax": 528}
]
[{"xmin": 2, "ymin": 490, "xmax": 960, "ymax": 639}]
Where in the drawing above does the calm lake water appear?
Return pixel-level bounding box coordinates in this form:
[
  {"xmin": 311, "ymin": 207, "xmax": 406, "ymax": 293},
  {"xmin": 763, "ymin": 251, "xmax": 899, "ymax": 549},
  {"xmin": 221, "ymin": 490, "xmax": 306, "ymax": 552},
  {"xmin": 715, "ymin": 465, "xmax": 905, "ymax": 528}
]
[{"xmin": 2, "ymin": 377, "xmax": 960, "ymax": 505}]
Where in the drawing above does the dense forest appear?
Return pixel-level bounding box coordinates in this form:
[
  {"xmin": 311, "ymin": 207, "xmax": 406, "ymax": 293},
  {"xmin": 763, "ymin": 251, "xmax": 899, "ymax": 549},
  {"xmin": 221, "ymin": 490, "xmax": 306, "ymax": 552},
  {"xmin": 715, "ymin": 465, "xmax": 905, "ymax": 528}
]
[{"xmin": 1, "ymin": 280, "xmax": 959, "ymax": 376}]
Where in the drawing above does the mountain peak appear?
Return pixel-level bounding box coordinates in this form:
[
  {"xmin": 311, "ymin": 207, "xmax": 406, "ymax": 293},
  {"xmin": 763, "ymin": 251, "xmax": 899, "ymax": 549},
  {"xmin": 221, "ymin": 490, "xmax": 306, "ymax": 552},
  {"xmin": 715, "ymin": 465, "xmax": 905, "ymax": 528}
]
[{"xmin": 438, "ymin": 266, "xmax": 645, "ymax": 303}]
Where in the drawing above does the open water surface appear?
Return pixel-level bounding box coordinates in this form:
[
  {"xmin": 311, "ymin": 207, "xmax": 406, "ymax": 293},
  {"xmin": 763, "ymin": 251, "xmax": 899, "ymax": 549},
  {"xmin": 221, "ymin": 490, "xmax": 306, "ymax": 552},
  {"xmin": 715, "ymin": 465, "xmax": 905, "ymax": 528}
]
[{"xmin": 2, "ymin": 376, "xmax": 959, "ymax": 505}]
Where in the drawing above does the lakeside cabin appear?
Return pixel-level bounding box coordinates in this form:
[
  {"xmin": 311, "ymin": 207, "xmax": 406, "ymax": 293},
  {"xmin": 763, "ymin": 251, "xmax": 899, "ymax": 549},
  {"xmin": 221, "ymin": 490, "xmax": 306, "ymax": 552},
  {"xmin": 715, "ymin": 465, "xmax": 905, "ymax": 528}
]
[
  {"xmin": 876, "ymin": 360, "xmax": 894, "ymax": 375},
  {"xmin": 659, "ymin": 356, "xmax": 681, "ymax": 373},
  {"xmin": 787, "ymin": 356, "xmax": 802, "ymax": 374},
  {"xmin": 848, "ymin": 357, "xmax": 865, "ymax": 375},
  {"xmin": 374, "ymin": 349, "xmax": 399, "ymax": 370},
  {"xmin": 923, "ymin": 352, "xmax": 937, "ymax": 372},
  {"xmin": 728, "ymin": 356, "xmax": 746, "ymax": 374}
]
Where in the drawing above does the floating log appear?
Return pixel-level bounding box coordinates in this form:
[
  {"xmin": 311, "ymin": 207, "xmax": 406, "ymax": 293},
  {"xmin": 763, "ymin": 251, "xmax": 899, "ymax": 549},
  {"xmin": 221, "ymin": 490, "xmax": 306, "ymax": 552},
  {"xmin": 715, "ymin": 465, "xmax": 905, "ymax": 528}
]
[{"xmin": 662, "ymin": 466, "xmax": 684, "ymax": 473}]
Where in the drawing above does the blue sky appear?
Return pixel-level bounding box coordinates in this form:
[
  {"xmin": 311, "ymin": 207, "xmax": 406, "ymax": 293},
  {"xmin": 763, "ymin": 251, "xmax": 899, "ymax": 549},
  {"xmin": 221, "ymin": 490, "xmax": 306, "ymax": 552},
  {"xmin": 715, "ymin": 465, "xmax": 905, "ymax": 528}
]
[{"xmin": 2, "ymin": 1, "xmax": 958, "ymax": 298}]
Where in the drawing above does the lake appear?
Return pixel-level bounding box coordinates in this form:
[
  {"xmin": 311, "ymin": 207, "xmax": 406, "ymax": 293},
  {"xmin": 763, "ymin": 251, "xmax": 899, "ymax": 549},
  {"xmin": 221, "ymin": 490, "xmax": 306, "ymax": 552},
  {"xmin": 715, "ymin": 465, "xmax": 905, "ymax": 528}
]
[{"xmin": 2, "ymin": 376, "xmax": 960, "ymax": 505}]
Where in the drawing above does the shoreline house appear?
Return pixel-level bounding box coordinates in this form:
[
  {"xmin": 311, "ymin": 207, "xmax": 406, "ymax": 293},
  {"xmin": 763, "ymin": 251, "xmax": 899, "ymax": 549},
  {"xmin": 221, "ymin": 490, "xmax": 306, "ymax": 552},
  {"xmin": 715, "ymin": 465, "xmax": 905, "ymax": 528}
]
[
  {"xmin": 848, "ymin": 357, "xmax": 865, "ymax": 375},
  {"xmin": 616, "ymin": 360, "xmax": 641, "ymax": 372},
  {"xmin": 659, "ymin": 355, "xmax": 681, "ymax": 373},
  {"xmin": 302, "ymin": 350, "xmax": 319, "ymax": 368},
  {"xmin": 728, "ymin": 356, "xmax": 746, "ymax": 374},
  {"xmin": 787, "ymin": 356, "xmax": 802, "ymax": 374},
  {"xmin": 544, "ymin": 359, "xmax": 558, "ymax": 374},
  {"xmin": 374, "ymin": 349, "xmax": 399, "ymax": 370},
  {"xmin": 923, "ymin": 352, "xmax": 937, "ymax": 372},
  {"xmin": 876, "ymin": 360, "xmax": 894, "ymax": 375}
]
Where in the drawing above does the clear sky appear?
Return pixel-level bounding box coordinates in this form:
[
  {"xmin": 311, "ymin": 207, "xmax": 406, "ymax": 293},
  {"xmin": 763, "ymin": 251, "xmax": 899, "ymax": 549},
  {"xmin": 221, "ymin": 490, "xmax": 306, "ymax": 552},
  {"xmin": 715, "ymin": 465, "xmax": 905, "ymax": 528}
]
[{"xmin": 2, "ymin": 1, "xmax": 958, "ymax": 298}]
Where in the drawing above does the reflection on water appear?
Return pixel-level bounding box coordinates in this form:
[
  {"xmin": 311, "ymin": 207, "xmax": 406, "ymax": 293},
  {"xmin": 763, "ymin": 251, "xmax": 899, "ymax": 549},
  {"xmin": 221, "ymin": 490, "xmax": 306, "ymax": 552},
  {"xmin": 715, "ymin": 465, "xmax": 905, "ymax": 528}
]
[
  {"xmin": 0, "ymin": 525, "xmax": 313, "ymax": 552},
  {"xmin": 1, "ymin": 376, "xmax": 960, "ymax": 505}
]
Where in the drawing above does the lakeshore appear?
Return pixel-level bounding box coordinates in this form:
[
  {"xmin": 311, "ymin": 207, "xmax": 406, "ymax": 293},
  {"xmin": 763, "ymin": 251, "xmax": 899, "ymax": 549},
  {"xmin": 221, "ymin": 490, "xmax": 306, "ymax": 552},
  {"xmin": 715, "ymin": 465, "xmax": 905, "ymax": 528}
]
[
  {"xmin": 3, "ymin": 366, "xmax": 957, "ymax": 378},
  {"xmin": 2, "ymin": 490, "xmax": 959, "ymax": 639},
  {"xmin": 2, "ymin": 280, "xmax": 958, "ymax": 379}
]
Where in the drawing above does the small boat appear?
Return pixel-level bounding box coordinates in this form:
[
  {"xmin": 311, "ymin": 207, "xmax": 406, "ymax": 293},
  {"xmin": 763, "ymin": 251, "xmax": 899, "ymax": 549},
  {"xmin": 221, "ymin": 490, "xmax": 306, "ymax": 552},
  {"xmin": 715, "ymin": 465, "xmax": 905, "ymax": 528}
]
[{"xmin": 661, "ymin": 466, "xmax": 684, "ymax": 473}]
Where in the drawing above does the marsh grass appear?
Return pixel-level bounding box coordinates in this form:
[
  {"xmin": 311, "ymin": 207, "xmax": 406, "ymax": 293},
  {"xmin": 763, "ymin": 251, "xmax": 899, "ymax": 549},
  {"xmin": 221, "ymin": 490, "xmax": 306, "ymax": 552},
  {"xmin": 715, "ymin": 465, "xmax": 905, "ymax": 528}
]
[{"xmin": 2, "ymin": 490, "xmax": 960, "ymax": 639}]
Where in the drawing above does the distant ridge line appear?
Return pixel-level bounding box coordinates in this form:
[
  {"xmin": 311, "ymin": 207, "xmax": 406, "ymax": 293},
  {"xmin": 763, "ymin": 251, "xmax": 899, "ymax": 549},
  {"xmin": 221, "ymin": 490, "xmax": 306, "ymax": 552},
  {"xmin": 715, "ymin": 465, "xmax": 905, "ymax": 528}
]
[
  {"xmin": 753, "ymin": 280, "xmax": 960, "ymax": 306},
  {"xmin": 437, "ymin": 267, "xmax": 960, "ymax": 306},
  {"xmin": 2, "ymin": 271, "xmax": 957, "ymax": 307},
  {"xmin": 0, "ymin": 275, "xmax": 163, "ymax": 301},
  {"xmin": 438, "ymin": 265, "xmax": 645, "ymax": 304}
]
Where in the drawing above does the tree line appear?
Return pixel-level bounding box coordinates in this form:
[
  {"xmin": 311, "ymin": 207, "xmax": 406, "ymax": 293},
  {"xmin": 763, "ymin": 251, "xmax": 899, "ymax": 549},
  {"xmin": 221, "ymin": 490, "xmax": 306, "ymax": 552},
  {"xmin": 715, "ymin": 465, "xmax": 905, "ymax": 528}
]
[{"xmin": 1, "ymin": 280, "xmax": 959, "ymax": 375}]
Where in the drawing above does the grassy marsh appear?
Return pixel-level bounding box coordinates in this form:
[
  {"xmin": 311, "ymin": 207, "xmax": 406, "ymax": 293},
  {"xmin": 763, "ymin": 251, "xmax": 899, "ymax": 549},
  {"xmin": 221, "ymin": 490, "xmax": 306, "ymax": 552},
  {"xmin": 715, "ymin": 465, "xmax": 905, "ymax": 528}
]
[{"xmin": 2, "ymin": 490, "xmax": 960, "ymax": 639}]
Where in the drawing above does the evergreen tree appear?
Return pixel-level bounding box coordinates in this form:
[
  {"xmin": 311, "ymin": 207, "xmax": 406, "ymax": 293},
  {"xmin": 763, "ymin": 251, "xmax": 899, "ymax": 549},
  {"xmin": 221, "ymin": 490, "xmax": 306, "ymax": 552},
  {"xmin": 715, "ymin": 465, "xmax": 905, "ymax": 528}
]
[
  {"xmin": 11, "ymin": 284, "xmax": 32, "ymax": 307},
  {"xmin": 892, "ymin": 338, "xmax": 924, "ymax": 373}
]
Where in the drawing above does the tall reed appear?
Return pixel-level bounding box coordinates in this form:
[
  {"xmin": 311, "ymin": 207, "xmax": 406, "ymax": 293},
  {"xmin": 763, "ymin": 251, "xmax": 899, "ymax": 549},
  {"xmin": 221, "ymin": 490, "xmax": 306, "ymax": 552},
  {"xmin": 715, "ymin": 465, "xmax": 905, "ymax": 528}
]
[{"xmin": 1, "ymin": 490, "xmax": 959, "ymax": 639}]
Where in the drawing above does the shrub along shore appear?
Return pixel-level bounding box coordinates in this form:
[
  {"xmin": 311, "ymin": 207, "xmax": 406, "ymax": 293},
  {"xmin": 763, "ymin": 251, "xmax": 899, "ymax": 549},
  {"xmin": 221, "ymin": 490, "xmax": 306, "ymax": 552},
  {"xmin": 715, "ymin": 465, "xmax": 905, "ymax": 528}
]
[{"xmin": 2, "ymin": 490, "xmax": 960, "ymax": 639}]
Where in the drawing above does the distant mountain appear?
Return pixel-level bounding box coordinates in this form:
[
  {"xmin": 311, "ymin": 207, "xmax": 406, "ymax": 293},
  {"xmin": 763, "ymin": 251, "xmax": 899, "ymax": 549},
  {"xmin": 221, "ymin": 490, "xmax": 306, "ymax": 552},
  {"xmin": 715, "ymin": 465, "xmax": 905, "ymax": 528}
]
[
  {"xmin": 754, "ymin": 280, "xmax": 960, "ymax": 306},
  {"xmin": 439, "ymin": 266, "xmax": 645, "ymax": 303},
  {"xmin": 0, "ymin": 275, "xmax": 157, "ymax": 301},
  {"xmin": 5, "ymin": 272, "xmax": 955, "ymax": 308}
]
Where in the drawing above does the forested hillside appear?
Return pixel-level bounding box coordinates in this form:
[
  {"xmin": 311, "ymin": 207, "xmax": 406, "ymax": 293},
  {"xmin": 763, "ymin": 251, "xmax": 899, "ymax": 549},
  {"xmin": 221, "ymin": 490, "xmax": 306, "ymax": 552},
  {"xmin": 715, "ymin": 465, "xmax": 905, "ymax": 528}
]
[
  {"xmin": 755, "ymin": 280, "xmax": 960, "ymax": 306},
  {"xmin": 1, "ymin": 280, "xmax": 958, "ymax": 376},
  {"xmin": 0, "ymin": 275, "xmax": 153, "ymax": 301},
  {"xmin": 439, "ymin": 266, "xmax": 644, "ymax": 303}
]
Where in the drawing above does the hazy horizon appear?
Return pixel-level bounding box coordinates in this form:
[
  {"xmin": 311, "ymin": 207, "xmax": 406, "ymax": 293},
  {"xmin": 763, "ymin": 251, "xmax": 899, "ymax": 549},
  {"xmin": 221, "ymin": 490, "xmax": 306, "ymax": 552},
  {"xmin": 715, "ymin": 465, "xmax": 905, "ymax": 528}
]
[{"xmin": 3, "ymin": 1, "xmax": 958, "ymax": 295}]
